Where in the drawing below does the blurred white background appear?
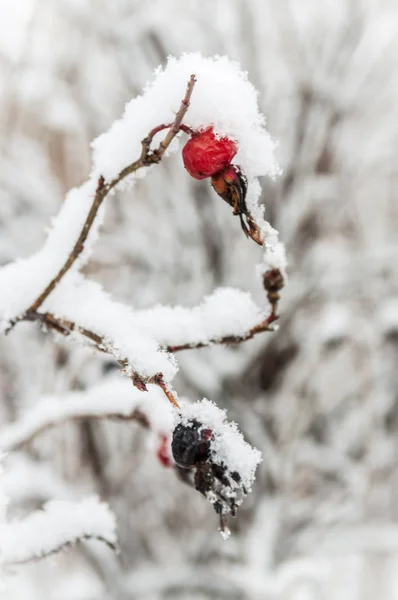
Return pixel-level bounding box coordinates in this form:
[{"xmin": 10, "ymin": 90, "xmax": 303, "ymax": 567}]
[{"xmin": 1, "ymin": 0, "xmax": 398, "ymax": 598}]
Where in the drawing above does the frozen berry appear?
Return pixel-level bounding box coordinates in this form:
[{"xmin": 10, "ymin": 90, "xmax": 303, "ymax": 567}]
[
  {"xmin": 171, "ymin": 419, "xmax": 212, "ymax": 468},
  {"xmin": 182, "ymin": 127, "xmax": 237, "ymax": 180}
]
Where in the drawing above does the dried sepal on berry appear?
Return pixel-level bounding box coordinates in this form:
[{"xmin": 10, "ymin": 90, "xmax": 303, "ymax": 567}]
[{"xmin": 181, "ymin": 126, "xmax": 264, "ymax": 245}]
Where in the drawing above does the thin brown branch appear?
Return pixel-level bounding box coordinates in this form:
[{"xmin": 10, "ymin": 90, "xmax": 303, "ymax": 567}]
[
  {"xmin": 23, "ymin": 309, "xmax": 181, "ymax": 408},
  {"xmin": 21, "ymin": 307, "xmax": 278, "ymax": 405},
  {"xmin": 26, "ymin": 74, "xmax": 196, "ymax": 314},
  {"xmin": 149, "ymin": 374, "xmax": 180, "ymax": 409},
  {"xmin": 166, "ymin": 313, "xmax": 279, "ymax": 353},
  {"xmin": 150, "ymin": 76, "xmax": 196, "ymax": 161},
  {"xmin": 25, "ymin": 309, "xmax": 278, "ymax": 356},
  {"xmin": 25, "ymin": 309, "xmax": 104, "ymax": 348},
  {"xmin": 28, "ymin": 176, "xmax": 107, "ymax": 312}
]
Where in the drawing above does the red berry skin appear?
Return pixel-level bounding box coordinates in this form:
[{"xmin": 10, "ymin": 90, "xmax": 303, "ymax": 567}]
[
  {"xmin": 156, "ymin": 434, "xmax": 173, "ymax": 468},
  {"xmin": 182, "ymin": 127, "xmax": 237, "ymax": 180}
]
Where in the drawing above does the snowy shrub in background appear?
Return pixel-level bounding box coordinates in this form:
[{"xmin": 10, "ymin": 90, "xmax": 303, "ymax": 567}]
[{"xmin": 0, "ymin": 53, "xmax": 285, "ymax": 563}]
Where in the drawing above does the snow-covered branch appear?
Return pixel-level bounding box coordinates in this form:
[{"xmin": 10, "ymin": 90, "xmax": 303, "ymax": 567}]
[
  {"xmin": 0, "ymin": 497, "xmax": 117, "ymax": 565},
  {"xmin": 24, "ymin": 284, "xmax": 278, "ymax": 357},
  {"xmin": 0, "ymin": 53, "xmax": 286, "ymax": 539},
  {"xmin": 6, "ymin": 74, "xmax": 197, "ymax": 329},
  {"xmin": 0, "ymin": 379, "xmax": 173, "ymax": 453}
]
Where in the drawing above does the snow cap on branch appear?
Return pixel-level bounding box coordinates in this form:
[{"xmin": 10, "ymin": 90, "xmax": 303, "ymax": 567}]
[
  {"xmin": 258, "ymin": 241, "xmax": 288, "ymax": 279},
  {"xmin": 93, "ymin": 53, "xmax": 280, "ymax": 182},
  {"xmin": 92, "ymin": 53, "xmax": 280, "ymax": 243},
  {"xmin": 0, "ymin": 496, "xmax": 117, "ymax": 565},
  {"xmin": 134, "ymin": 287, "xmax": 266, "ymax": 349}
]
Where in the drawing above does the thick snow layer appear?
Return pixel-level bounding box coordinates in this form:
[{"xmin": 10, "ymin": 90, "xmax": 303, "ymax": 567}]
[
  {"xmin": 259, "ymin": 241, "xmax": 288, "ymax": 279},
  {"xmin": 0, "ymin": 496, "xmax": 116, "ymax": 565},
  {"xmin": 133, "ymin": 287, "xmax": 266, "ymax": 348},
  {"xmin": 0, "ymin": 378, "xmax": 174, "ymax": 452},
  {"xmin": 93, "ymin": 53, "xmax": 280, "ymax": 183},
  {"xmin": 177, "ymin": 399, "xmax": 262, "ymax": 491},
  {"xmin": 42, "ymin": 275, "xmax": 265, "ymax": 381}
]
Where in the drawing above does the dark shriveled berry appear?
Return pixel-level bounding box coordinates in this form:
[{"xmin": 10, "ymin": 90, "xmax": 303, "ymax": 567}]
[{"xmin": 171, "ymin": 419, "xmax": 212, "ymax": 468}]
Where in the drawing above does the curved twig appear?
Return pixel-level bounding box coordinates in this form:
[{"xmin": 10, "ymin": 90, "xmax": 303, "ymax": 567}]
[{"xmin": 27, "ymin": 74, "xmax": 196, "ymax": 314}]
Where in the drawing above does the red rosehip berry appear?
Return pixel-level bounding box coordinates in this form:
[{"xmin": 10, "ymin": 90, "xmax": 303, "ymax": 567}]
[
  {"xmin": 156, "ymin": 434, "xmax": 172, "ymax": 468},
  {"xmin": 182, "ymin": 127, "xmax": 237, "ymax": 180}
]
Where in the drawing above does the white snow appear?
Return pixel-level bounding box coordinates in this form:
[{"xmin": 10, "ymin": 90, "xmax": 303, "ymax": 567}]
[
  {"xmin": 258, "ymin": 241, "xmax": 288, "ymax": 279},
  {"xmin": 92, "ymin": 53, "xmax": 280, "ymax": 247},
  {"xmin": 0, "ymin": 496, "xmax": 116, "ymax": 565},
  {"xmin": 133, "ymin": 287, "xmax": 266, "ymax": 348}
]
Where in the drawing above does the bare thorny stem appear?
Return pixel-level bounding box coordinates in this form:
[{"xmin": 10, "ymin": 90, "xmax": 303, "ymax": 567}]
[{"xmin": 6, "ymin": 73, "xmax": 283, "ymax": 411}]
